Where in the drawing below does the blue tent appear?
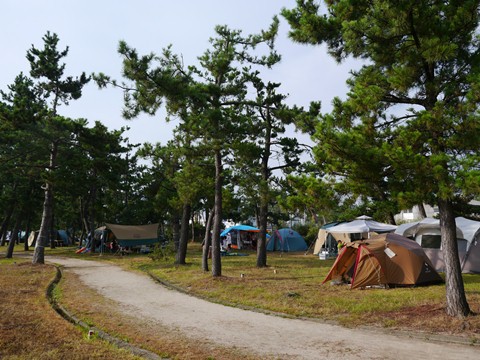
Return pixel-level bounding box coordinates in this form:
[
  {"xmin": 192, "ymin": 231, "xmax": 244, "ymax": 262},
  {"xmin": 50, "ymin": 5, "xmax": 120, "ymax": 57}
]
[
  {"xmin": 220, "ymin": 225, "xmax": 259, "ymax": 237},
  {"xmin": 266, "ymin": 228, "xmax": 308, "ymax": 252},
  {"xmin": 57, "ymin": 230, "xmax": 70, "ymax": 245}
]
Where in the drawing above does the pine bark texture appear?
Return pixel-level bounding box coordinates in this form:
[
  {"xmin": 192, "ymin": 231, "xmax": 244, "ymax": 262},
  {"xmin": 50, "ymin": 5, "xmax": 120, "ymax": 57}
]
[
  {"xmin": 211, "ymin": 150, "xmax": 223, "ymax": 277},
  {"xmin": 202, "ymin": 208, "xmax": 214, "ymax": 272},
  {"xmin": 175, "ymin": 202, "xmax": 191, "ymax": 265},
  {"xmin": 438, "ymin": 199, "xmax": 471, "ymax": 317}
]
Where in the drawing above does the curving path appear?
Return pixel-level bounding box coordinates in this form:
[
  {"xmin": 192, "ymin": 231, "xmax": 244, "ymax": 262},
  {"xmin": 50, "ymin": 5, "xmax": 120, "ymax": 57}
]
[{"xmin": 47, "ymin": 256, "xmax": 479, "ymax": 360}]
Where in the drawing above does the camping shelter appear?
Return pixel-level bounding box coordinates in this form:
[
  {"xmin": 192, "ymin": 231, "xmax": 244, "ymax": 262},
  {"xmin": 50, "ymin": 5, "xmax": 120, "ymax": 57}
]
[
  {"xmin": 395, "ymin": 217, "xmax": 480, "ymax": 273},
  {"xmin": 313, "ymin": 222, "xmax": 350, "ymax": 255},
  {"xmin": 326, "ymin": 217, "xmax": 397, "ymax": 237},
  {"xmin": 103, "ymin": 223, "xmax": 160, "ymax": 247},
  {"xmin": 27, "ymin": 229, "xmax": 71, "ymax": 247},
  {"xmin": 323, "ymin": 233, "xmax": 443, "ymax": 289},
  {"xmin": 221, "ymin": 224, "xmax": 259, "ymax": 249},
  {"xmin": 220, "ymin": 224, "xmax": 260, "ymax": 236},
  {"xmin": 266, "ymin": 228, "xmax": 308, "ymax": 252}
]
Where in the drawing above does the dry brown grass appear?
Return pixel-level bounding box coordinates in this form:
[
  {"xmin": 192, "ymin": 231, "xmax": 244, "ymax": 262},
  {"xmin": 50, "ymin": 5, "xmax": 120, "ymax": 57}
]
[{"xmin": 0, "ymin": 259, "xmax": 140, "ymax": 360}]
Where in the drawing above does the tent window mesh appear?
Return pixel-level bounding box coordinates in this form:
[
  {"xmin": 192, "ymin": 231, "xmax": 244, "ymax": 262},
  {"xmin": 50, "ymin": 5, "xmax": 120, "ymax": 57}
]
[
  {"xmin": 421, "ymin": 235, "xmax": 441, "ymax": 249},
  {"xmin": 457, "ymin": 239, "xmax": 468, "ymax": 253}
]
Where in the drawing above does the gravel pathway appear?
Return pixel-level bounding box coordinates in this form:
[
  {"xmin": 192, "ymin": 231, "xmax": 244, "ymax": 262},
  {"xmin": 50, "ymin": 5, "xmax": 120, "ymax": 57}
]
[{"xmin": 47, "ymin": 256, "xmax": 479, "ymax": 360}]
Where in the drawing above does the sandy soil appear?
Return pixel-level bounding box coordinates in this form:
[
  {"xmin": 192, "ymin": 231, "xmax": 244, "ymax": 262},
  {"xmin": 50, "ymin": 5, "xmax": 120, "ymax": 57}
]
[{"xmin": 47, "ymin": 256, "xmax": 479, "ymax": 360}]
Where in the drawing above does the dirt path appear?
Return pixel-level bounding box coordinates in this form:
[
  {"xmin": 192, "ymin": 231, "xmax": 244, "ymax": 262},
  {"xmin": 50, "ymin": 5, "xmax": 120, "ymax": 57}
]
[{"xmin": 47, "ymin": 256, "xmax": 478, "ymax": 360}]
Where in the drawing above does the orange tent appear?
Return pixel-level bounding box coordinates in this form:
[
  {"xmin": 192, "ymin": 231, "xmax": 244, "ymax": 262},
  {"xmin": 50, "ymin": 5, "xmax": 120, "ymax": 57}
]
[{"xmin": 323, "ymin": 233, "xmax": 443, "ymax": 289}]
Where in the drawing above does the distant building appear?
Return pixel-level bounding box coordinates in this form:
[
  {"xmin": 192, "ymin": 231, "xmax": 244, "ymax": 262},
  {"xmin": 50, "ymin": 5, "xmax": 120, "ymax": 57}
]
[{"xmin": 395, "ymin": 204, "xmax": 438, "ymax": 223}]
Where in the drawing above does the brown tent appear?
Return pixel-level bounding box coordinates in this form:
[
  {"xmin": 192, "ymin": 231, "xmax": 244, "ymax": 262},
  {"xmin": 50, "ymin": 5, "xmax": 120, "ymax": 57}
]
[{"xmin": 323, "ymin": 233, "xmax": 443, "ymax": 289}]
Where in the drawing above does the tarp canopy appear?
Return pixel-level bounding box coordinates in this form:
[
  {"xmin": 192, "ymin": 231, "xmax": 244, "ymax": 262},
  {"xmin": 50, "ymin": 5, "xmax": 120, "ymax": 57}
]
[
  {"xmin": 323, "ymin": 233, "xmax": 443, "ymax": 289},
  {"xmin": 266, "ymin": 228, "xmax": 308, "ymax": 252},
  {"xmin": 105, "ymin": 223, "xmax": 160, "ymax": 247},
  {"xmin": 395, "ymin": 217, "xmax": 480, "ymax": 273},
  {"xmin": 220, "ymin": 225, "xmax": 260, "ymax": 237},
  {"xmin": 326, "ymin": 218, "xmax": 397, "ymax": 234}
]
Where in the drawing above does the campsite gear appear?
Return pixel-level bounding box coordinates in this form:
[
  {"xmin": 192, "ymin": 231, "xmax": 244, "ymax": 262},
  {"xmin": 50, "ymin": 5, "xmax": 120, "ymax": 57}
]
[
  {"xmin": 323, "ymin": 233, "xmax": 443, "ymax": 289},
  {"xmin": 395, "ymin": 217, "xmax": 480, "ymax": 273},
  {"xmin": 313, "ymin": 222, "xmax": 350, "ymax": 255},
  {"xmin": 266, "ymin": 228, "xmax": 308, "ymax": 252}
]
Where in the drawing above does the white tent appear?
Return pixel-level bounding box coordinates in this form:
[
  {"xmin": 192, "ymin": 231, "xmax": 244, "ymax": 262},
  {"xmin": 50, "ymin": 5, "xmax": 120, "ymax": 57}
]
[
  {"xmin": 395, "ymin": 217, "xmax": 463, "ymax": 239},
  {"xmin": 326, "ymin": 218, "xmax": 397, "ymax": 235},
  {"xmin": 395, "ymin": 217, "xmax": 480, "ymax": 273}
]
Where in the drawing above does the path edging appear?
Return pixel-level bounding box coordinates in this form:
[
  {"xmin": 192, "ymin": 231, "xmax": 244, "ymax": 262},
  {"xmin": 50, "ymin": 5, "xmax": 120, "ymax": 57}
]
[{"xmin": 46, "ymin": 265, "xmax": 167, "ymax": 360}]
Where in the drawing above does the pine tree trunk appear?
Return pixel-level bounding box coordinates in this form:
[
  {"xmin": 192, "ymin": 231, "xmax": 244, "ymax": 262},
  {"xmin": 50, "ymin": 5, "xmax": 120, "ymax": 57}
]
[
  {"xmin": 211, "ymin": 149, "xmax": 223, "ymax": 277},
  {"xmin": 256, "ymin": 108, "xmax": 271, "ymax": 268},
  {"xmin": 89, "ymin": 182, "xmax": 97, "ymax": 253},
  {"xmin": 172, "ymin": 213, "xmax": 180, "ymax": 251},
  {"xmin": 24, "ymin": 218, "xmax": 31, "ymax": 252},
  {"xmin": 6, "ymin": 217, "xmax": 21, "ymax": 258},
  {"xmin": 32, "ymin": 141, "xmax": 57, "ymax": 265},
  {"xmin": 32, "ymin": 184, "xmax": 53, "ymax": 264},
  {"xmin": 49, "ymin": 213, "xmax": 56, "ymax": 249},
  {"xmin": 0, "ymin": 192, "xmax": 16, "ymax": 247},
  {"xmin": 438, "ymin": 198, "xmax": 471, "ymax": 317},
  {"xmin": 202, "ymin": 208, "xmax": 214, "ymax": 272},
  {"xmin": 417, "ymin": 203, "xmax": 427, "ymax": 219},
  {"xmin": 175, "ymin": 202, "xmax": 191, "ymax": 265},
  {"xmin": 257, "ymin": 201, "xmax": 268, "ymax": 268}
]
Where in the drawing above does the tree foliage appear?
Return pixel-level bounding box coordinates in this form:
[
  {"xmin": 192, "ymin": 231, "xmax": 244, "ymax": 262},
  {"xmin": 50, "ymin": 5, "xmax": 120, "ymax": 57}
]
[{"xmin": 283, "ymin": 0, "xmax": 480, "ymax": 317}]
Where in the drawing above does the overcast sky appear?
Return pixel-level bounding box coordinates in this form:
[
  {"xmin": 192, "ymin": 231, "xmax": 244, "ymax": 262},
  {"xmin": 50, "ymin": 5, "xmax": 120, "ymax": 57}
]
[{"xmin": 2, "ymin": 0, "xmax": 358, "ymax": 147}]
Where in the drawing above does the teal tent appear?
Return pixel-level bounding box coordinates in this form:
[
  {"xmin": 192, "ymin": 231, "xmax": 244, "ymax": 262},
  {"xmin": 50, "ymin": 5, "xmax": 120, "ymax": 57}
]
[
  {"xmin": 266, "ymin": 228, "xmax": 308, "ymax": 252},
  {"xmin": 57, "ymin": 230, "xmax": 71, "ymax": 245}
]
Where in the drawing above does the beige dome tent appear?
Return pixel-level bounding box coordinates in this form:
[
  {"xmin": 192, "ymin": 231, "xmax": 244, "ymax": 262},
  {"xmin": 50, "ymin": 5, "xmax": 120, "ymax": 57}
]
[{"xmin": 323, "ymin": 233, "xmax": 443, "ymax": 289}]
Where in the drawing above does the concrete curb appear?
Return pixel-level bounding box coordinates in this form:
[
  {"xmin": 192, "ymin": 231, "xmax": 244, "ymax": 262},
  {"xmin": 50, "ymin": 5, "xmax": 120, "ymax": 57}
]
[{"xmin": 46, "ymin": 265, "xmax": 167, "ymax": 360}]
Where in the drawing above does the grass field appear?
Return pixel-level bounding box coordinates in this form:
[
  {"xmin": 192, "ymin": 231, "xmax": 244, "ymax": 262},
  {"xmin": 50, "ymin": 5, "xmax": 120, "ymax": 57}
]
[
  {"xmin": 1, "ymin": 243, "xmax": 479, "ymax": 359},
  {"xmin": 0, "ymin": 258, "xmax": 141, "ymax": 360},
  {"xmin": 40, "ymin": 243, "xmax": 480, "ymax": 335}
]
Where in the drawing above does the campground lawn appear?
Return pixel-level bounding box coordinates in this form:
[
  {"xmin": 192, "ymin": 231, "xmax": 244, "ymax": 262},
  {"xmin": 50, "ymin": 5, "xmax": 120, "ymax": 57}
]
[
  {"xmin": 42, "ymin": 243, "xmax": 480, "ymax": 338},
  {"xmin": 0, "ymin": 257, "xmax": 141, "ymax": 360},
  {"xmin": 2, "ymin": 242, "xmax": 480, "ymax": 359}
]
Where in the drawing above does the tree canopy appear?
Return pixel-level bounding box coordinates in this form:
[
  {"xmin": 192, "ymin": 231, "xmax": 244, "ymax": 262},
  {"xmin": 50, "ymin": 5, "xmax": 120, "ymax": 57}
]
[{"xmin": 282, "ymin": 0, "xmax": 480, "ymax": 317}]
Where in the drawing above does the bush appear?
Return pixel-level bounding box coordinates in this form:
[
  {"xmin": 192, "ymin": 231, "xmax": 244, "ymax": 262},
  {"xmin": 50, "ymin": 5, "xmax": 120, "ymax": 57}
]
[
  {"xmin": 293, "ymin": 223, "xmax": 318, "ymax": 246},
  {"xmin": 149, "ymin": 241, "xmax": 176, "ymax": 262}
]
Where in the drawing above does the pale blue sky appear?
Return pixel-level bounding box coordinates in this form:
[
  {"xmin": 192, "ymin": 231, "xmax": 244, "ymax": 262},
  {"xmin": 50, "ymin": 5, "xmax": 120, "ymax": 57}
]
[{"xmin": 1, "ymin": 1, "xmax": 357, "ymax": 146}]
